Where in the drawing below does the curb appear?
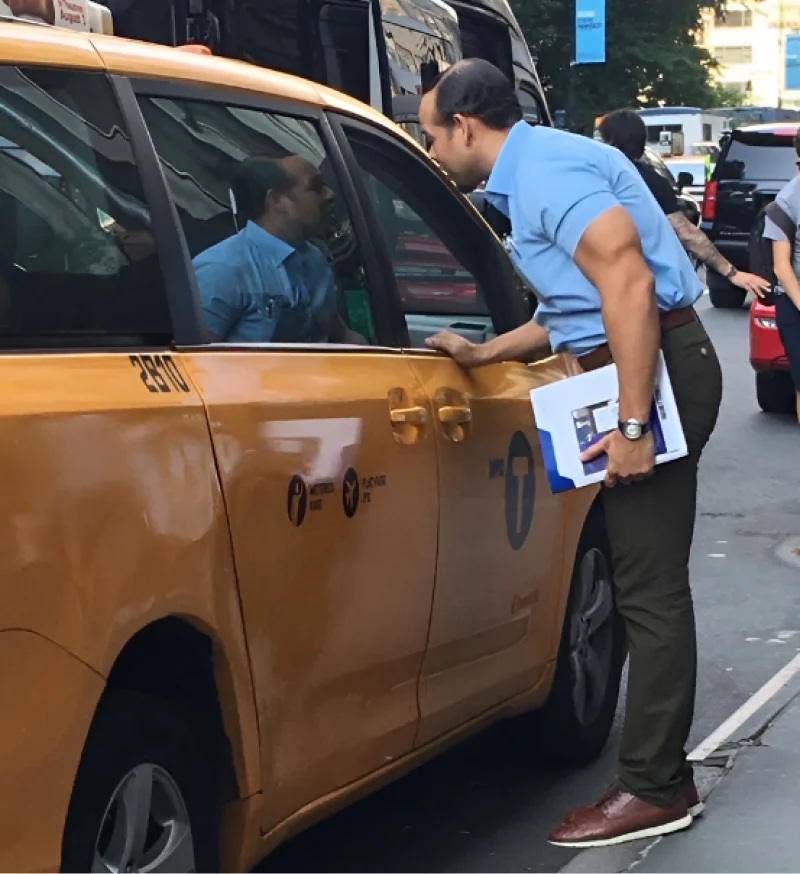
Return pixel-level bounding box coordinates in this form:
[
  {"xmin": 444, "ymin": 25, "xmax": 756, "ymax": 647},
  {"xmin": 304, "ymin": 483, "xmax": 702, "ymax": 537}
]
[{"xmin": 557, "ymin": 683, "xmax": 800, "ymax": 874}]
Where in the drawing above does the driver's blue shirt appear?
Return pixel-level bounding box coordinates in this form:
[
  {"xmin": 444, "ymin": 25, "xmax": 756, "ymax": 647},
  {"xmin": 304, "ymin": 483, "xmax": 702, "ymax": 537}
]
[
  {"xmin": 193, "ymin": 221, "xmax": 336, "ymax": 343},
  {"xmin": 484, "ymin": 122, "xmax": 703, "ymax": 355}
]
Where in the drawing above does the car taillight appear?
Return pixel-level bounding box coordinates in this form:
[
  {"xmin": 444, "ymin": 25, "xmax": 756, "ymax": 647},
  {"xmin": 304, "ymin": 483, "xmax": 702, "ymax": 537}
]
[{"xmin": 702, "ymin": 181, "xmax": 718, "ymax": 221}]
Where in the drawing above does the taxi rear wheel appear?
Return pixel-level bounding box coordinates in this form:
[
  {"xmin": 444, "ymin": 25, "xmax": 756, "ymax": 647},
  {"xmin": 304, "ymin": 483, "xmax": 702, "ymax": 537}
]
[
  {"xmin": 61, "ymin": 691, "xmax": 219, "ymax": 873},
  {"xmin": 534, "ymin": 518, "xmax": 624, "ymax": 767}
]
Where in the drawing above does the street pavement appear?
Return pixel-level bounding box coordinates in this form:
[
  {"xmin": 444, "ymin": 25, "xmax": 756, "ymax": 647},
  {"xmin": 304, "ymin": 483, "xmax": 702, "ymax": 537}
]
[
  {"xmin": 258, "ymin": 292, "xmax": 800, "ymax": 873},
  {"xmin": 634, "ymin": 690, "xmax": 800, "ymax": 873}
]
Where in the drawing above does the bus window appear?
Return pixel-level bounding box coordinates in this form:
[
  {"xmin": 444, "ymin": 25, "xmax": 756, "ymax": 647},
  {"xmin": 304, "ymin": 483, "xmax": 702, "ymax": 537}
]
[
  {"xmin": 319, "ymin": 2, "xmax": 371, "ymax": 105},
  {"xmin": 452, "ymin": 4, "xmax": 513, "ymax": 81},
  {"xmin": 518, "ymin": 85, "xmax": 540, "ymax": 125},
  {"xmin": 383, "ymin": 19, "xmax": 458, "ymax": 96}
]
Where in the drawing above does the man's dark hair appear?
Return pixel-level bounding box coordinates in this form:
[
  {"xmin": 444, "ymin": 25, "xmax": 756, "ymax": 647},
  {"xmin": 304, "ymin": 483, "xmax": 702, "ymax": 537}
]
[
  {"xmin": 794, "ymin": 127, "xmax": 800, "ymax": 159},
  {"xmin": 598, "ymin": 109, "xmax": 647, "ymax": 161},
  {"xmin": 230, "ymin": 155, "xmax": 293, "ymax": 222},
  {"xmin": 424, "ymin": 58, "xmax": 522, "ymax": 130}
]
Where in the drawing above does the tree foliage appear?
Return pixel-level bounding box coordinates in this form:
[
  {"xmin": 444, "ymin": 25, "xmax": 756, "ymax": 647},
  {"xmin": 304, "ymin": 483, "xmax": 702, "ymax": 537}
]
[{"xmin": 511, "ymin": 0, "xmax": 727, "ymax": 131}]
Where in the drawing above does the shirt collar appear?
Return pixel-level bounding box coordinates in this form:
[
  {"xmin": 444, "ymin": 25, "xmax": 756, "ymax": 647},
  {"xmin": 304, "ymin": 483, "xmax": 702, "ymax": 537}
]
[
  {"xmin": 244, "ymin": 220, "xmax": 296, "ymax": 265},
  {"xmin": 485, "ymin": 120, "xmax": 531, "ymax": 198}
]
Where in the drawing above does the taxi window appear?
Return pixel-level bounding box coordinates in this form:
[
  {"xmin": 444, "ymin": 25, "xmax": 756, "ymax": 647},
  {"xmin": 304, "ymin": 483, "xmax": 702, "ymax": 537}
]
[
  {"xmin": 0, "ymin": 68, "xmax": 170, "ymax": 349},
  {"xmin": 343, "ymin": 126, "xmax": 499, "ymax": 349},
  {"xmin": 137, "ymin": 96, "xmax": 377, "ymax": 346}
]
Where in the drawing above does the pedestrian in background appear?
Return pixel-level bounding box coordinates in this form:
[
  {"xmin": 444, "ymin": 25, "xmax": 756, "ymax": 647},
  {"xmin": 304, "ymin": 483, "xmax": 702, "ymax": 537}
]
[
  {"xmin": 598, "ymin": 109, "xmax": 769, "ymax": 300},
  {"xmin": 764, "ymin": 130, "xmax": 800, "ymax": 422},
  {"xmin": 418, "ymin": 58, "xmax": 723, "ymax": 848}
]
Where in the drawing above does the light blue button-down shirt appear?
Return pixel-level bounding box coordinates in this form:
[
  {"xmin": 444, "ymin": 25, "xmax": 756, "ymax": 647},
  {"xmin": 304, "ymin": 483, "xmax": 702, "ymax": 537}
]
[
  {"xmin": 485, "ymin": 122, "xmax": 703, "ymax": 355},
  {"xmin": 193, "ymin": 221, "xmax": 337, "ymax": 343}
]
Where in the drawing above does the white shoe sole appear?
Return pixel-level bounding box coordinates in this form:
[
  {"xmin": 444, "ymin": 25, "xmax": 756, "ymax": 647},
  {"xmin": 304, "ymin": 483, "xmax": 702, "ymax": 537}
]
[
  {"xmin": 688, "ymin": 801, "xmax": 705, "ymax": 818},
  {"xmin": 548, "ymin": 813, "xmax": 694, "ymax": 849}
]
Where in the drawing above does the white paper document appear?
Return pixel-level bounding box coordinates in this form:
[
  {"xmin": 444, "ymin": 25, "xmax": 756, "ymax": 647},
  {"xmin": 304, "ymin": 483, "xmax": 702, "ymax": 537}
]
[{"xmin": 530, "ymin": 352, "xmax": 688, "ymax": 494}]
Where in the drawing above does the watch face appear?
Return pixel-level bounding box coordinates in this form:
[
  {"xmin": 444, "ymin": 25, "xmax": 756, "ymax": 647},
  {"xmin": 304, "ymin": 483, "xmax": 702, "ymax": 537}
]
[{"xmin": 623, "ymin": 421, "xmax": 642, "ymax": 440}]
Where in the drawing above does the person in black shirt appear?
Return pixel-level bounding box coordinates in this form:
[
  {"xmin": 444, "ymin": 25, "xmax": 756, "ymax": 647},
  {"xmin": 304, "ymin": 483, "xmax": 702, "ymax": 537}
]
[
  {"xmin": 599, "ymin": 110, "xmax": 768, "ymax": 298},
  {"xmin": 635, "ymin": 160, "xmax": 681, "ymax": 215}
]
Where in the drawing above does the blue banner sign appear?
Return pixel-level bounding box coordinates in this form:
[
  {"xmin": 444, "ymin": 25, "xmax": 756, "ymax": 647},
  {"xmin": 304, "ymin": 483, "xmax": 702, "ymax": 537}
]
[
  {"xmin": 787, "ymin": 34, "xmax": 800, "ymax": 90},
  {"xmin": 576, "ymin": 0, "xmax": 606, "ymax": 65}
]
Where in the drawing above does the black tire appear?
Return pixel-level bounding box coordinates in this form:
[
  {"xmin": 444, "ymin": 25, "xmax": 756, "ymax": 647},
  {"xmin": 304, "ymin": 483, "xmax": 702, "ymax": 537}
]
[
  {"xmin": 756, "ymin": 370, "xmax": 796, "ymax": 414},
  {"xmin": 532, "ymin": 515, "xmax": 625, "ymax": 767},
  {"xmin": 61, "ymin": 691, "xmax": 219, "ymax": 873},
  {"xmin": 708, "ymin": 272, "xmax": 746, "ymax": 309}
]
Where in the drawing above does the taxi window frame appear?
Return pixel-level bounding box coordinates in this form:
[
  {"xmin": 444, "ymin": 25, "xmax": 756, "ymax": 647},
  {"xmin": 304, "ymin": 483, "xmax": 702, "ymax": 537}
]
[
  {"xmin": 126, "ymin": 76, "xmax": 402, "ymax": 351},
  {"xmin": 112, "ymin": 75, "xmax": 206, "ymax": 347},
  {"xmin": 326, "ymin": 111, "xmax": 530, "ymax": 343},
  {"xmin": 0, "ymin": 70, "xmax": 185, "ymax": 353}
]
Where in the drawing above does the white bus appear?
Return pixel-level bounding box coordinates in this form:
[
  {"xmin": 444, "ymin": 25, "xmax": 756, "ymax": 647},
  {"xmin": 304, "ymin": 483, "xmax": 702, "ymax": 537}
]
[{"xmin": 638, "ymin": 107, "xmax": 730, "ymax": 158}]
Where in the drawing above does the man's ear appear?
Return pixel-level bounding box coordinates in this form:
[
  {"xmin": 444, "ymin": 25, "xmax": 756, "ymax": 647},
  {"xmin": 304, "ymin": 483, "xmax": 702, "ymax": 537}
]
[
  {"xmin": 264, "ymin": 189, "xmax": 283, "ymax": 213},
  {"xmin": 451, "ymin": 113, "xmax": 473, "ymax": 144}
]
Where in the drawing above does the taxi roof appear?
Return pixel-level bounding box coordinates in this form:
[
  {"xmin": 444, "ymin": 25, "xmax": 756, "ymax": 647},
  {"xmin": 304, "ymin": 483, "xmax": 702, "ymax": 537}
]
[{"xmin": 0, "ymin": 19, "xmax": 412, "ymax": 144}]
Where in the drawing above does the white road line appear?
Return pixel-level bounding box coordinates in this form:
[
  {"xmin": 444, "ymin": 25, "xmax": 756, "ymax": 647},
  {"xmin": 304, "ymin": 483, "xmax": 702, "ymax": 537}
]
[{"xmin": 688, "ymin": 653, "xmax": 800, "ymax": 762}]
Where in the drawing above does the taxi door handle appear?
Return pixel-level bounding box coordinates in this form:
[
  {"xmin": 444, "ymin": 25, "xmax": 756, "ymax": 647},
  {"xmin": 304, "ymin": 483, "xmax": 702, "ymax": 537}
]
[
  {"xmin": 437, "ymin": 405, "xmax": 472, "ymax": 425},
  {"xmin": 390, "ymin": 405, "xmax": 428, "ymax": 426}
]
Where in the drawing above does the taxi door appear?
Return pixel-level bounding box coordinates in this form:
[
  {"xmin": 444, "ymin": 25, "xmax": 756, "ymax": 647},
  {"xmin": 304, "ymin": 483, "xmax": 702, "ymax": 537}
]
[
  {"xmin": 133, "ymin": 84, "xmax": 439, "ymax": 832},
  {"xmin": 181, "ymin": 348, "xmax": 439, "ymax": 822},
  {"xmin": 335, "ymin": 117, "xmax": 566, "ymax": 744}
]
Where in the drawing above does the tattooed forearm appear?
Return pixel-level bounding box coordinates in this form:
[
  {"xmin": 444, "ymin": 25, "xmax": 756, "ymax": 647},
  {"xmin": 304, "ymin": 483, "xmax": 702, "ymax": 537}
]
[{"xmin": 667, "ymin": 212, "xmax": 732, "ymax": 275}]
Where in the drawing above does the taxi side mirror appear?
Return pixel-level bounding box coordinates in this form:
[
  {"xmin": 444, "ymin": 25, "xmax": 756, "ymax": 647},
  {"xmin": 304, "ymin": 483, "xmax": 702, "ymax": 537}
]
[{"xmin": 677, "ymin": 171, "xmax": 694, "ymax": 192}]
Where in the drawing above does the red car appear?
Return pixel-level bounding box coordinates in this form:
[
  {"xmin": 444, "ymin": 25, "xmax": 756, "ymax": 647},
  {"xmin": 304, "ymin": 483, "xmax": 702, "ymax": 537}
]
[{"xmin": 750, "ymin": 298, "xmax": 796, "ymax": 412}]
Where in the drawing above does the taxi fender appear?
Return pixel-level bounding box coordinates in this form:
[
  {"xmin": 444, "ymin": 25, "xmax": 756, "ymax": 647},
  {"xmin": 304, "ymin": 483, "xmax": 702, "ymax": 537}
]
[{"xmin": 0, "ymin": 629, "xmax": 105, "ymax": 873}]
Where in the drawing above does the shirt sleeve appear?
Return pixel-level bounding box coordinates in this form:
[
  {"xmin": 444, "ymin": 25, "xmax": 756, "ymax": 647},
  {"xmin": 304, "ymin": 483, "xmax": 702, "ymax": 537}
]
[
  {"xmin": 517, "ymin": 159, "xmax": 622, "ymax": 256},
  {"xmin": 193, "ymin": 257, "xmax": 246, "ymax": 339},
  {"xmin": 763, "ymin": 182, "xmax": 800, "ymax": 242},
  {"xmin": 763, "ymin": 216, "xmax": 790, "ymax": 243},
  {"xmin": 546, "ymin": 188, "xmax": 620, "ymax": 257}
]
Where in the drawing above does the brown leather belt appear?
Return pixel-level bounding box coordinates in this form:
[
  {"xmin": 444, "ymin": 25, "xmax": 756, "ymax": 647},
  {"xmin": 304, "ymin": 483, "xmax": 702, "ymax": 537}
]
[{"xmin": 577, "ymin": 306, "xmax": 697, "ymax": 373}]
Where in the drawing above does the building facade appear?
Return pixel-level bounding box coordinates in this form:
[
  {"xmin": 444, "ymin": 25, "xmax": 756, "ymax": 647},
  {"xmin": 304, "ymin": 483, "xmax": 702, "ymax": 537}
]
[{"xmin": 701, "ymin": 0, "xmax": 800, "ymax": 108}]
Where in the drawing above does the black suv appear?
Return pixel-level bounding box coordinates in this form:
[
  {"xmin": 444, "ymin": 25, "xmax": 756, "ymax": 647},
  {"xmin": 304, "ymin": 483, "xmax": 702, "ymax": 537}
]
[{"xmin": 702, "ymin": 124, "xmax": 800, "ymax": 308}]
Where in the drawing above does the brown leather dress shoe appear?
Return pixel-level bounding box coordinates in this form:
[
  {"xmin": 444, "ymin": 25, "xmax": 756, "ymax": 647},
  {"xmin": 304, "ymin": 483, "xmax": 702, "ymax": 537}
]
[
  {"xmin": 548, "ymin": 788, "xmax": 693, "ymax": 848},
  {"xmin": 563, "ymin": 779, "xmax": 703, "ymax": 823}
]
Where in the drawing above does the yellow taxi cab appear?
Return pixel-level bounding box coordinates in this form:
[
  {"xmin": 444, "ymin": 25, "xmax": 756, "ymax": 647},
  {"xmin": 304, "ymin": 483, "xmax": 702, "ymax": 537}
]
[{"xmin": 0, "ymin": 17, "xmax": 623, "ymax": 873}]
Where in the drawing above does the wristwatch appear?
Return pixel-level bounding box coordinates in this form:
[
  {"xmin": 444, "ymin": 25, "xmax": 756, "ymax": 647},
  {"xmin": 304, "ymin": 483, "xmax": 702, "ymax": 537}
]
[
  {"xmin": 618, "ymin": 418, "xmax": 652, "ymax": 441},
  {"xmin": 725, "ymin": 264, "xmax": 738, "ymax": 280}
]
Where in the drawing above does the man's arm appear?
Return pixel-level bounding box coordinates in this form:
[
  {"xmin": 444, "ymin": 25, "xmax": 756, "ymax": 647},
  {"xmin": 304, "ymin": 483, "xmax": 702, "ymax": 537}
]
[
  {"xmin": 773, "ymin": 239, "xmax": 800, "ymax": 309},
  {"xmin": 667, "ymin": 211, "xmax": 769, "ymax": 297},
  {"xmin": 194, "ymin": 259, "xmax": 243, "ymax": 342},
  {"xmin": 574, "ymin": 205, "xmax": 659, "ymax": 426},
  {"xmin": 425, "ymin": 318, "xmax": 550, "ymax": 367}
]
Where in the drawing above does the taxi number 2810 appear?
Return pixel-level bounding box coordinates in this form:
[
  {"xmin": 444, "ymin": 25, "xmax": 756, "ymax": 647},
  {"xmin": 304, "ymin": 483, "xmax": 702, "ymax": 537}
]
[{"xmin": 130, "ymin": 354, "xmax": 191, "ymax": 394}]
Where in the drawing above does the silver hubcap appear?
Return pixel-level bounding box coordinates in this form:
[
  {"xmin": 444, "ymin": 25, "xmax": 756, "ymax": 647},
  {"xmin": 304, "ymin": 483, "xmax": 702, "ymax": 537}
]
[
  {"xmin": 569, "ymin": 548, "xmax": 614, "ymax": 727},
  {"xmin": 93, "ymin": 764, "xmax": 195, "ymax": 873}
]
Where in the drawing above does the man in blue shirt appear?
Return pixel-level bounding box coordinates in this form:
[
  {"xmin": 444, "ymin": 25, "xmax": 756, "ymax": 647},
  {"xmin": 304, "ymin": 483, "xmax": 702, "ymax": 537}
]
[
  {"xmin": 194, "ymin": 155, "xmax": 358, "ymax": 344},
  {"xmin": 419, "ymin": 60, "xmax": 723, "ymax": 847}
]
